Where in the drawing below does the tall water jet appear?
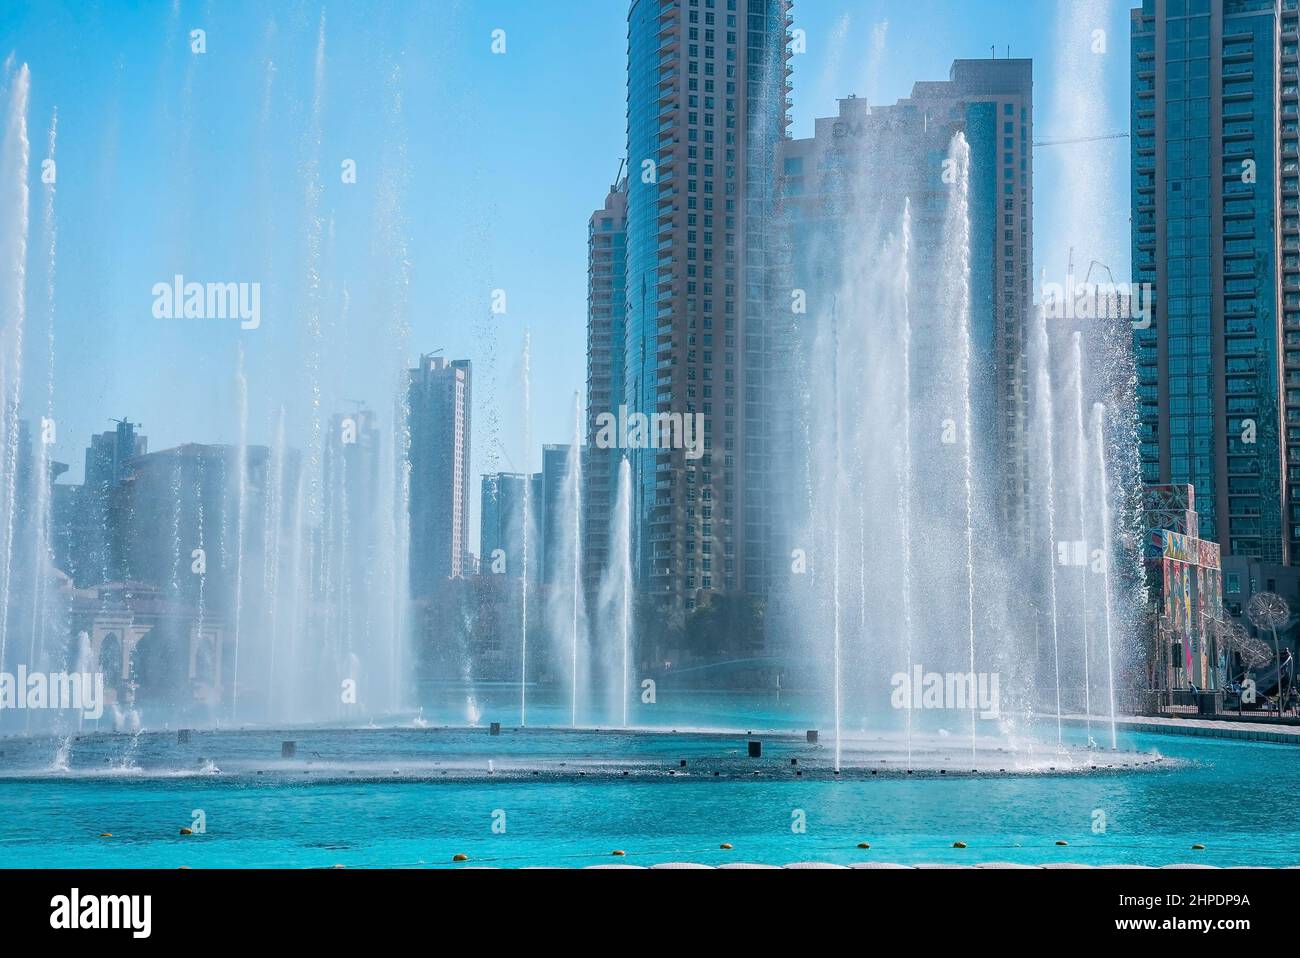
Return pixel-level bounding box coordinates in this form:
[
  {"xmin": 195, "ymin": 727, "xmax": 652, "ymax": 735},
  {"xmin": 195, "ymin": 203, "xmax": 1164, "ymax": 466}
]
[
  {"xmin": 829, "ymin": 301, "xmax": 843, "ymax": 773},
  {"xmin": 373, "ymin": 59, "xmax": 415, "ymax": 719},
  {"xmin": 230, "ymin": 345, "xmax": 249, "ymax": 720},
  {"xmin": 387, "ymin": 374, "xmax": 412, "ymax": 718},
  {"xmin": 0, "ymin": 64, "xmax": 31, "ymax": 672},
  {"xmin": 193, "ymin": 463, "xmax": 206, "ymax": 715},
  {"xmin": 897, "ymin": 199, "xmax": 914, "ymax": 767},
  {"xmin": 601, "ymin": 456, "xmax": 634, "ymax": 728},
  {"xmin": 301, "ymin": 12, "xmax": 328, "ymax": 693},
  {"xmin": 567, "ymin": 396, "xmax": 583, "ymax": 728},
  {"xmin": 1092, "ymin": 402, "xmax": 1119, "ymax": 749},
  {"xmin": 27, "ymin": 106, "xmax": 56, "ymax": 685},
  {"xmin": 1048, "ymin": 0, "xmax": 1121, "ymax": 272},
  {"xmin": 519, "ymin": 329, "xmax": 532, "ymax": 726},
  {"xmin": 1031, "ymin": 281, "xmax": 1064, "ymax": 744},
  {"xmin": 1069, "ymin": 332, "xmax": 1092, "ymax": 735},
  {"xmin": 285, "ymin": 462, "xmax": 308, "ymax": 720},
  {"xmin": 943, "ymin": 133, "xmax": 978, "ymax": 758},
  {"xmin": 263, "ymin": 407, "xmax": 287, "ymax": 720}
]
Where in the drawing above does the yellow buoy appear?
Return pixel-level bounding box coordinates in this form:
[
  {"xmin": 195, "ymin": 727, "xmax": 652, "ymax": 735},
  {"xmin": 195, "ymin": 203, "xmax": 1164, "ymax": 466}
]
[
  {"xmin": 452, "ymin": 853, "xmax": 469, "ymax": 862},
  {"xmin": 1192, "ymin": 843, "xmax": 1206, "ymax": 850},
  {"xmin": 100, "ymin": 833, "xmax": 112, "ymax": 838},
  {"xmin": 612, "ymin": 849, "xmax": 626, "ymax": 857},
  {"xmin": 1055, "ymin": 840, "xmax": 1068, "ymax": 846},
  {"xmin": 179, "ymin": 827, "xmax": 193, "ymax": 836},
  {"xmin": 953, "ymin": 841, "xmax": 967, "ymax": 849},
  {"xmin": 857, "ymin": 842, "xmax": 871, "ymax": 849},
  {"xmin": 719, "ymin": 843, "xmax": 733, "ymax": 850}
]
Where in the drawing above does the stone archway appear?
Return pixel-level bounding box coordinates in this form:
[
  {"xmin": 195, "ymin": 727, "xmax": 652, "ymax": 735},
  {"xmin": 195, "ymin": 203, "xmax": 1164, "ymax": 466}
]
[{"xmin": 98, "ymin": 633, "xmax": 123, "ymax": 695}]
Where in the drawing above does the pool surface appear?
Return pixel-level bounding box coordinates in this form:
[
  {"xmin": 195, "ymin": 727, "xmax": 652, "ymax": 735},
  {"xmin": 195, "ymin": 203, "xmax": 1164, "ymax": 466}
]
[{"xmin": 0, "ymin": 711, "xmax": 1291, "ymax": 869}]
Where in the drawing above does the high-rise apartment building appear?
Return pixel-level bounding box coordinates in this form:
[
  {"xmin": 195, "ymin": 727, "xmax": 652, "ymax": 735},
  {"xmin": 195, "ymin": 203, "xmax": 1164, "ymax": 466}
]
[
  {"xmin": 584, "ymin": 177, "xmax": 629, "ymax": 596},
  {"xmin": 775, "ymin": 60, "xmax": 1034, "ymax": 547},
  {"xmin": 539, "ymin": 444, "xmax": 573, "ymax": 588},
  {"xmin": 1131, "ymin": 0, "xmax": 1299, "ymax": 562},
  {"xmin": 625, "ymin": 0, "xmax": 792, "ymax": 611},
  {"xmin": 480, "ymin": 471, "xmax": 539, "ymax": 582},
  {"xmin": 323, "ymin": 407, "xmax": 381, "ymax": 602},
  {"xmin": 408, "ymin": 355, "xmax": 472, "ymax": 595},
  {"xmin": 59, "ymin": 419, "xmax": 148, "ymax": 587}
]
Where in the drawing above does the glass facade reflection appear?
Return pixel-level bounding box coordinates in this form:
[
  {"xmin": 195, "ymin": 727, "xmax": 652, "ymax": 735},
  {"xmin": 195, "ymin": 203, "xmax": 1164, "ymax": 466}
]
[{"xmin": 1132, "ymin": 0, "xmax": 1298, "ymax": 563}]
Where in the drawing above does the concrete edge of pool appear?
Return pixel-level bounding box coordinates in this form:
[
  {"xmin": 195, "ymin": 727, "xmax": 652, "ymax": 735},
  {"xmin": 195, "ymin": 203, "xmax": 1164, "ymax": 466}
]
[
  {"xmin": 486, "ymin": 862, "xmax": 1300, "ymax": 870},
  {"xmin": 1060, "ymin": 714, "xmax": 1300, "ymax": 746}
]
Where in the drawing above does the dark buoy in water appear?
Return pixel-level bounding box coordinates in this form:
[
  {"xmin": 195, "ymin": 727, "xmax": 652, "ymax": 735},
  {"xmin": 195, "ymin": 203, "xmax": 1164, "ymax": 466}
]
[
  {"xmin": 790, "ymin": 758, "xmax": 798, "ymax": 766},
  {"xmin": 748, "ymin": 741, "xmax": 762, "ymax": 758},
  {"xmin": 806, "ymin": 730, "xmax": 818, "ymax": 744},
  {"xmin": 177, "ymin": 729, "xmax": 191, "ymax": 744},
  {"xmin": 281, "ymin": 741, "xmax": 296, "ymax": 759},
  {"xmin": 679, "ymin": 759, "xmax": 686, "ymax": 767},
  {"xmin": 490, "ymin": 722, "xmax": 501, "ymax": 736}
]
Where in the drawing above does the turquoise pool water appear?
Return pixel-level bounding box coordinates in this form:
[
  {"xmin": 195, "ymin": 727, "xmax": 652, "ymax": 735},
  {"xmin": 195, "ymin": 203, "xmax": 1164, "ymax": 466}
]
[{"xmin": 0, "ymin": 694, "xmax": 1293, "ymax": 869}]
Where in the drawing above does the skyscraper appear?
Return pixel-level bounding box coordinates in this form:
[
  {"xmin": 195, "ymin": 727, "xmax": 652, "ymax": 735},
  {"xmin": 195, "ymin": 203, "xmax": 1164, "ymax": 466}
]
[
  {"xmin": 539, "ymin": 444, "xmax": 573, "ymax": 588},
  {"xmin": 323, "ymin": 407, "xmax": 382, "ymax": 609},
  {"xmin": 408, "ymin": 355, "xmax": 472, "ymax": 595},
  {"xmin": 624, "ymin": 0, "xmax": 792, "ymax": 612},
  {"xmin": 775, "ymin": 59, "xmax": 1035, "ymax": 549},
  {"xmin": 120, "ymin": 443, "xmax": 269, "ymax": 607},
  {"xmin": 59, "ymin": 419, "xmax": 148, "ymax": 587},
  {"xmin": 480, "ymin": 471, "xmax": 537, "ymax": 581},
  {"xmin": 1131, "ymin": 0, "xmax": 1298, "ymax": 562},
  {"xmin": 584, "ymin": 175, "xmax": 629, "ymax": 596}
]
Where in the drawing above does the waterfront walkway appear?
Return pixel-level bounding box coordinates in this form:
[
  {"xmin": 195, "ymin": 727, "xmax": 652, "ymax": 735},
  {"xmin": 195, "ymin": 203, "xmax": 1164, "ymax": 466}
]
[{"xmin": 1062, "ymin": 713, "xmax": 1300, "ymax": 746}]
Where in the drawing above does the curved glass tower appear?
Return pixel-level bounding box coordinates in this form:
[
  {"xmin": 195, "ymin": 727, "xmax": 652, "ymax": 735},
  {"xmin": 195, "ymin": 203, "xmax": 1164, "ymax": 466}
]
[{"xmin": 625, "ymin": 0, "xmax": 792, "ymax": 612}]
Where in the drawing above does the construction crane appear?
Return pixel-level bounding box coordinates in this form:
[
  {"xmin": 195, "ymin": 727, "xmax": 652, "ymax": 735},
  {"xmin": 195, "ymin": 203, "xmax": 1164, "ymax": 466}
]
[
  {"xmin": 1033, "ymin": 132, "xmax": 1130, "ymax": 148},
  {"xmin": 1061, "ymin": 249, "xmax": 1120, "ymax": 288},
  {"xmin": 494, "ymin": 437, "xmax": 518, "ymax": 473},
  {"xmin": 1083, "ymin": 259, "xmax": 1117, "ymax": 287}
]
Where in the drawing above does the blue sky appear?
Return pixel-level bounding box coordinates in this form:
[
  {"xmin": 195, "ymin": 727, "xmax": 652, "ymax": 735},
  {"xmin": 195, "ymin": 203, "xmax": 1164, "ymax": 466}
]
[{"xmin": 0, "ymin": 0, "xmax": 1133, "ymax": 529}]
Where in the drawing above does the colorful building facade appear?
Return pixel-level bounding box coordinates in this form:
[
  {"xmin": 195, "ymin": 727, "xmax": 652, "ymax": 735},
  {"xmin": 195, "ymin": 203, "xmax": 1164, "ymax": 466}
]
[{"xmin": 1144, "ymin": 484, "xmax": 1224, "ymax": 689}]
